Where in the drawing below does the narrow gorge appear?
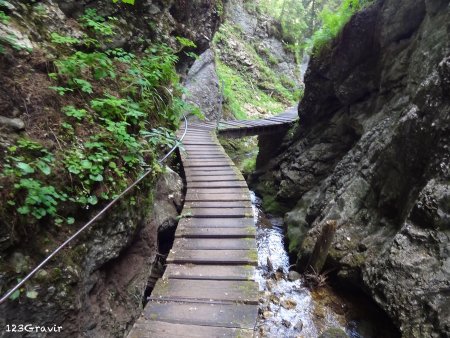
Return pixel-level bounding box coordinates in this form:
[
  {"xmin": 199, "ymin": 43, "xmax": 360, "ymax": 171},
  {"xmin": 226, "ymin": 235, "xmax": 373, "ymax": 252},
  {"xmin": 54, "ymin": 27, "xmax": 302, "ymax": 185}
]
[{"xmin": 0, "ymin": 0, "xmax": 448, "ymax": 337}]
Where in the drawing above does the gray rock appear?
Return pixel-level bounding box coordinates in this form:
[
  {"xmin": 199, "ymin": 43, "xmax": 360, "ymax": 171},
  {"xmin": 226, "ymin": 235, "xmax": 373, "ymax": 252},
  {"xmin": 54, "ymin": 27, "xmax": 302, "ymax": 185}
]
[
  {"xmin": 287, "ymin": 270, "xmax": 301, "ymax": 281},
  {"xmin": 184, "ymin": 49, "xmax": 221, "ymax": 121},
  {"xmin": 0, "ymin": 116, "xmax": 25, "ymax": 131},
  {"xmin": 153, "ymin": 167, "xmax": 184, "ymax": 232}
]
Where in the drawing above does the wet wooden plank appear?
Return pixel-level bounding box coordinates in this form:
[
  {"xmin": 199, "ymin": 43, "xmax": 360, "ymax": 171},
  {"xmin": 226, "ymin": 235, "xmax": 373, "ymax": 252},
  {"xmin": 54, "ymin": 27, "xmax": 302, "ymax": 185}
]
[
  {"xmin": 143, "ymin": 301, "xmax": 258, "ymax": 329},
  {"xmin": 175, "ymin": 226, "xmax": 256, "ymax": 238},
  {"xmin": 183, "ymin": 162, "xmax": 234, "ymax": 168},
  {"xmin": 187, "ymin": 181, "xmax": 248, "ymax": 189},
  {"xmin": 178, "ymin": 217, "xmax": 254, "ymax": 228},
  {"xmin": 185, "ymin": 201, "xmax": 251, "ymax": 208},
  {"xmin": 183, "ymin": 154, "xmax": 230, "ymax": 159},
  {"xmin": 186, "ymin": 173, "xmax": 243, "ymax": 180},
  {"xmin": 185, "ymin": 192, "xmax": 250, "ymax": 202},
  {"xmin": 182, "ymin": 207, "xmax": 253, "ymax": 218},
  {"xmin": 185, "ymin": 168, "xmax": 238, "ymax": 174},
  {"xmin": 173, "ymin": 238, "xmax": 256, "ymax": 250},
  {"xmin": 165, "ymin": 264, "xmax": 256, "ymax": 281},
  {"xmin": 151, "ymin": 279, "xmax": 259, "ymax": 304},
  {"xmin": 128, "ymin": 321, "xmax": 254, "ymax": 338},
  {"xmin": 188, "ymin": 188, "xmax": 249, "ymax": 195},
  {"xmin": 167, "ymin": 249, "xmax": 258, "ymax": 265}
]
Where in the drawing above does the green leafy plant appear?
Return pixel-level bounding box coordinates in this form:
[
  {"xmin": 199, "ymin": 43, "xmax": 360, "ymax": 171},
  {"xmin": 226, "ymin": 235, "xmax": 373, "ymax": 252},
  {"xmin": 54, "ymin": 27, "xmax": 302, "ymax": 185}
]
[
  {"xmin": 50, "ymin": 33, "xmax": 80, "ymax": 45},
  {"xmin": 80, "ymin": 9, "xmax": 116, "ymax": 37},
  {"xmin": 112, "ymin": 0, "xmax": 135, "ymax": 4},
  {"xmin": 0, "ymin": 10, "xmax": 9, "ymax": 23},
  {"xmin": 176, "ymin": 36, "xmax": 197, "ymax": 49},
  {"xmin": 14, "ymin": 178, "xmax": 67, "ymax": 219},
  {"xmin": 63, "ymin": 106, "xmax": 88, "ymax": 121}
]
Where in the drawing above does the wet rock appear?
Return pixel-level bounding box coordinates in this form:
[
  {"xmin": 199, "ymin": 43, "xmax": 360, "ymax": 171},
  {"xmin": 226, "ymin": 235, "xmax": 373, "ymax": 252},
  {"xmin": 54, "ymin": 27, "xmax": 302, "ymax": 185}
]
[
  {"xmin": 280, "ymin": 298, "xmax": 297, "ymax": 310},
  {"xmin": 0, "ymin": 116, "xmax": 25, "ymax": 131},
  {"xmin": 282, "ymin": 319, "xmax": 291, "ymax": 328},
  {"xmin": 262, "ymin": 310, "xmax": 273, "ymax": 319},
  {"xmin": 319, "ymin": 328, "xmax": 348, "ymax": 338},
  {"xmin": 154, "ymin": 167, "xmax": 184, "ymax": 233},
  {"xmin": 266, "ymin": 279, "xmax": 274, "ymax": 291},
  {"xmin": 288, "ymin": 270, "xmax": 302, "ymax": 281},
  {"xmin": 184, "ymin": 49, "xmax": 221, "ymax": 121},
  {"xmin": 294, "ymin": 319, "xmax": 303, "ymax": 332},
  {"xmin": 270, "ymin": 294, "xmax": 280, "ymax": 305}
]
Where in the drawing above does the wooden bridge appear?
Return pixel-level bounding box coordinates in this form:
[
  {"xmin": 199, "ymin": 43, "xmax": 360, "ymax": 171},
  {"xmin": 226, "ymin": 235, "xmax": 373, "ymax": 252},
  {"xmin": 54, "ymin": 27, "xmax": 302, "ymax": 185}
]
[{"xmin": 128, "ymin": 109, "xmax": 298, "ymax": 338}]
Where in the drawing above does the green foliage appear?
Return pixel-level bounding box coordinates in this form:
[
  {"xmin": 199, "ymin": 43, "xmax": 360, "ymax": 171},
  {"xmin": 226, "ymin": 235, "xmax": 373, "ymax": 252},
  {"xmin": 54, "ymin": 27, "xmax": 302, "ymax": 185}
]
[
  {"xmin": 176, "ymin": 36, "xmax": 197, "ymax": 49},
  {"xmin": 1, "ymin": 6, "xmax": 190, "ymax": 232},
  {"xmin": 217, "ymin": 61, "xmax": 286, "ymax": 119},
  {"xmin": 54, "ymin": 51, "xmax": 115, "ymax": 81},
  {"xmin": 112, "ymin": 0, "xmax": 135, "ymax": 4},
  {"xmin": 50, "ymin": 33, "xmax": 80, "ymax": 45},
  {"xmin": 49, "ymin": 86, "xmax": 74, "ymax": 96},
  {"xmin": 63, "ymin": 106, "xmax": 88, "ymax": 121},
  {"xmin": 214, "ymin": 23, "xmax": 296, "ymax": 119},
  {"xmin": 0, "ymin": 10, "xmax": 9, "ymax": 23},
  {"xmin": 241, "ymin": 157, "xmax": 256, "ymax": 176},
  {"xmin": 80, "ymin": 9, "xmax": 116, "ymax": 37},
  {"xmin": 14, "ymin": 179, "xmax": 67, "ymax": 219},
  {"xmin": 1, "ymin": 139, "xmax": 72, "ymax": 221},
  {"xmin": 216, "ymin": 0, "xmax": 224, "ymax": 16},
  {"xmin": 309, "ymin": 0, "xmax": 371, "ymax": 53}
]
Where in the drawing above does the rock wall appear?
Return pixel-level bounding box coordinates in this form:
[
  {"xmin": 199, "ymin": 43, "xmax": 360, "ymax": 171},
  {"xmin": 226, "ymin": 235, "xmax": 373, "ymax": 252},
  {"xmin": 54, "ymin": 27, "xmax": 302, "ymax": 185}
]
[{"xmin": 252, "ymin": 0, "xmax": 450, "ymax": 336}]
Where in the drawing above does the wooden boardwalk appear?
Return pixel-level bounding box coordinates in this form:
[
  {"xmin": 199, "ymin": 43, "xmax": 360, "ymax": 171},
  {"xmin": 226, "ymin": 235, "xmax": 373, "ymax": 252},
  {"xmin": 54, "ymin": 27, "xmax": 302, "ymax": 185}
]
[
  {"xmin": 218, "ymin": 107, "xmax": 298, "ymax": 137},
  {"xmin": 128, "ymin": 109, "xmax": 297, "ymax": 338}
]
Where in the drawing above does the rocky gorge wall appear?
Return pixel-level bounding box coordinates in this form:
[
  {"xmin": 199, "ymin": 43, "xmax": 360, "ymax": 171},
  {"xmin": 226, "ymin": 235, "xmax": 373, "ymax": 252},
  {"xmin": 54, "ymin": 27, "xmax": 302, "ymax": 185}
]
[
  {"xmin": 184, "ymin": 0, "xmax": 300, "ymax": 121},
  {"xmin": 252, "ymin": 0, "xmax": 450, "ymax": 336},
  {"xmin": 0, "ymin": 1, "xmax": 220, "ymax": 337}
]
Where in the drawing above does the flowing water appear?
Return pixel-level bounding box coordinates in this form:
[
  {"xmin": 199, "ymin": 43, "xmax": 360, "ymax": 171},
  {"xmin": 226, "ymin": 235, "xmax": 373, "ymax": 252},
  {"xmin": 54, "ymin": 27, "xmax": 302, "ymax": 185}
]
[{"xmin": 251, "ymin": 192, "xmax": 398, "ymax": 338}]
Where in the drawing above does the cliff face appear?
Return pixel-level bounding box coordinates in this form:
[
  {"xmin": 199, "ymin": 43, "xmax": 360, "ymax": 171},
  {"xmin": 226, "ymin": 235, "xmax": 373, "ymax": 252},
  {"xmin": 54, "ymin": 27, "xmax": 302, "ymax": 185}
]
[{"xmin": 253, "ymin": 0, "xmax": 450, "ymax": 336}]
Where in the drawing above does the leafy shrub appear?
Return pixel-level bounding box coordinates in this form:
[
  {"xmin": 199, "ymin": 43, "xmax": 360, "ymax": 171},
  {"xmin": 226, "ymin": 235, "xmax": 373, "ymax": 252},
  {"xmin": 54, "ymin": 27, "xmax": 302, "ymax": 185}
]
[
  {"xmin": 309, "ymin": 0, "xmax": 372, "ymax": 54},
  {"xmin": 1, "ymin": 9, "xmax": 200, "ymax": 231}
]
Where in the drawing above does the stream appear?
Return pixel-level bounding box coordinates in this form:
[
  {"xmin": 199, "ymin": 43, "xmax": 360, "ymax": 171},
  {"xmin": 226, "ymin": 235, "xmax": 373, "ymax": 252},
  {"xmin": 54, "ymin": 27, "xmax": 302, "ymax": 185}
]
[{"xmin": 251, "ymin": 192, "xmax": 399, "ymax": 338}]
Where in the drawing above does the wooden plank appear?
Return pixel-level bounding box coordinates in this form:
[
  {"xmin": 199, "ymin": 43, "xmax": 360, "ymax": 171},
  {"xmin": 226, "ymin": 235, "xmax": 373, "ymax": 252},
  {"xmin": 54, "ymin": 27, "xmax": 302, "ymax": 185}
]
[
  {"xmin": 183, "ymin": 163, "xmax": 234, "ymax": 168},
  {"xmin": 175, "ymin": 227, "xmax": 256, "ymax": 238},
  {"xmin": 185, "ymin": 201, "xmax": 251, "ymax": 208},
  {"xmin": 167, "ymin": 249, "xmax": 257, "ymax": 265},
  {"xmin": 187, "ymin": 188, "xmax": 248, "ymax": 195},
  {"xmin": 185, "ymin": 192, "xmax": 250, "ymax": 202},
  {"xmin": 183, "ymin": 155, "xmax": 229, "ymax": 159},
  {"xmin": 165, "ymin": 264, "xmax": 255, "ymax": 281},
  {"xmin": 187, "ymin": 181, "xmax": 247, "ymax": 189},
  {"xmin": 182, "ymin": 207, "xmax": 253, "ymax": 218},
  {"xmin": 128, "ymin": 321, "xmax": 253, "ymax": 338},
  {"xmin": 151, "ymin": 279, "xmax": 259, "ymax": 304},
  {"xmin": 143, "ymin": 301, "xmax": 258, "ymax": 329},
  {"xmin": 173, "ymin": 238, "xmax": 256, "ymax": 250},
  {"xmin": 187, "ymin": 176, "xmax": 244, "ymax": 182},
  {"xmin": 178, "ymin": 217, "xmax": 254, "ymax": 228},
  {"xmin": 185, "ymin": 168, "xmax": 237, "ymax": 174}
]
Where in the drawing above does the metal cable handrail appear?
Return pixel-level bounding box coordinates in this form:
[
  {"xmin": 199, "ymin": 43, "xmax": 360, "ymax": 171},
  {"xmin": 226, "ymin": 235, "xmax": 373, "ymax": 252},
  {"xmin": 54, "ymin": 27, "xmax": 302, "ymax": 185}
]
[{"xmin": 0, "ymin": 115, "xmax": 188, "ymax": 304}]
